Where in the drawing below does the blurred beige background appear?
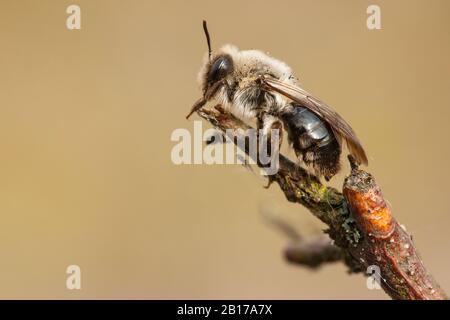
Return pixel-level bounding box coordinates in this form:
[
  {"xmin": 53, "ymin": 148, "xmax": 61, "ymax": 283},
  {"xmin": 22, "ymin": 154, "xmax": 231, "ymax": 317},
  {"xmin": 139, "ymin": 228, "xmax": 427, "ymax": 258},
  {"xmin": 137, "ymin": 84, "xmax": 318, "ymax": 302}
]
[{"xmin": 0, "ymin": 0, "xmax": 449, "ymax": 299}]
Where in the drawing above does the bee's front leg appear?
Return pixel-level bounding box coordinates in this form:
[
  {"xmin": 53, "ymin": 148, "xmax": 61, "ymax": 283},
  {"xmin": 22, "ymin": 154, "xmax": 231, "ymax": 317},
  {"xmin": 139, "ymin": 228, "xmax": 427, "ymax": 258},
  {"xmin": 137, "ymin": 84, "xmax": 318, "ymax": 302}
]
[{"xmin": 186, "ymin": 79, "xmax": 229, "ymax": 119}]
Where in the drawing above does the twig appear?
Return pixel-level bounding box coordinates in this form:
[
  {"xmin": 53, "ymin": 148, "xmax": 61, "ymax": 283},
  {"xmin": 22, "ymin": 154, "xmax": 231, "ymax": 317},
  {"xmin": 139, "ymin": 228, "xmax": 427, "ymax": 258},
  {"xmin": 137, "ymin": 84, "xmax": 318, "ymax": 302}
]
[
  {"xmin": 284, "ymin": 238, "xmax": 344, "ymax": 269},
  {"xmin": 261, "ymin": 206, "xmax": 343, "ymax": 269},
  {"xmin": 194, "ymin": 106, "xmax": 447, "ymax": 300}
]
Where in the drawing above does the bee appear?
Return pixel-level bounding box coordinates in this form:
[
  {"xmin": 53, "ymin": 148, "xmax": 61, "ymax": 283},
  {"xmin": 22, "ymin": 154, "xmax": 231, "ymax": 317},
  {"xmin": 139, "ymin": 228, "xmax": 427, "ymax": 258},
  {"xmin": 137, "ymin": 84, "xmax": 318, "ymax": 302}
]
[{"xmin": 187, "ymin": 21, "xmax": 368, "ymax": 180}]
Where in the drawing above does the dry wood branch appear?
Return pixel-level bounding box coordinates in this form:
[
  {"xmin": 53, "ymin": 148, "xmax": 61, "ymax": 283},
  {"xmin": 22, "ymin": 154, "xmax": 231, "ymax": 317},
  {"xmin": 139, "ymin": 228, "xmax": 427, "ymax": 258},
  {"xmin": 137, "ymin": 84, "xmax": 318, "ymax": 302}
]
[{"xmin": 194, "ymin": 106, "xmax": 447, "ymax": 300}]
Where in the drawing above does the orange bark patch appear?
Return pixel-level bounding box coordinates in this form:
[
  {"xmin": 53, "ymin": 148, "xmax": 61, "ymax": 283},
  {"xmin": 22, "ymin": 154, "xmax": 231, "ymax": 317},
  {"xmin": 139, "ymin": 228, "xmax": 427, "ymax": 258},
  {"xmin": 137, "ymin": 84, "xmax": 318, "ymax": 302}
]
[{"xmin": 344, "ymin": 188, "xmax": 394, "ymax": 239}]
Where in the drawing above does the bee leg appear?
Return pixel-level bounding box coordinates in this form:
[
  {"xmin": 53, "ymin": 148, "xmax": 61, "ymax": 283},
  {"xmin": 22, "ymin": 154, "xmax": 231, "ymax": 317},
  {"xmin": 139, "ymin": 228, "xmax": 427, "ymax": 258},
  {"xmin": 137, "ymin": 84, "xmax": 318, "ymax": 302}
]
[
  {"xmin": 186, "ymin": 80, "xmax": 229, "ymax": 119},
  {"xmin": 259, "ymin": 114, "xmax": 283, "ymax": 186},
  {"xmin": 205, "ymin": 130, "xmax": 227, "ymax": 146},
  {"xmin": 260, "ymin": 114, "xmax": 283, "ymax": 154},
  {"xmin": 263, "ymin": 174, "xmax": 277, "ymax": 189}
]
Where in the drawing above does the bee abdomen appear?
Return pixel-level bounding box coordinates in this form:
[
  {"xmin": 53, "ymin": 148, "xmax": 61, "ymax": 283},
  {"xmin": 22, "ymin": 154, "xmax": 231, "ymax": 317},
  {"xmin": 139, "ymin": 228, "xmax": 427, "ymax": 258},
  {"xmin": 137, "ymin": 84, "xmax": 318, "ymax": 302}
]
[
  {"xmin": 304, "ymin": 138, "xmax": 341, "ymax": 181},
  {"xmin": 280, "ymin": 104, "xmax": 341, "ymax": 180}
]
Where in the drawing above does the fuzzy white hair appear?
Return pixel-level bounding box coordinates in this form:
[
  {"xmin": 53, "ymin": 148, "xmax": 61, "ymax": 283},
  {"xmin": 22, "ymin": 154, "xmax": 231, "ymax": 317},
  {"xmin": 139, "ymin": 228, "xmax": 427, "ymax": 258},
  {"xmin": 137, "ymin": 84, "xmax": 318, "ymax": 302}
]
[{"xmin": 197, "ymin": 45, "xmax": 298, "ymax": 121}]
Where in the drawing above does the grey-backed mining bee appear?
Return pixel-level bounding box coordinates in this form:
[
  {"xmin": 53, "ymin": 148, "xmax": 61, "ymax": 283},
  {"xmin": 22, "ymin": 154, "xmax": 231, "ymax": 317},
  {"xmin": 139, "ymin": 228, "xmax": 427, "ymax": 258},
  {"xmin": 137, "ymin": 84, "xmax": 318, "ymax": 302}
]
[{"xmin": 187, "ymin": 21, "xmax": 368, "ymax": 180}]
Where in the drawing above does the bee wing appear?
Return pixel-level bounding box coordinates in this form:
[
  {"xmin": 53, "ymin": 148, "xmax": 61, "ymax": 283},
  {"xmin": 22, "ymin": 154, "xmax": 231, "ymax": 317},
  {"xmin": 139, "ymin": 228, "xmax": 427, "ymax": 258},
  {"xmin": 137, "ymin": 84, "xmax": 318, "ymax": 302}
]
[{"xmin": 262, "ymin": 76, "xmax": 368, "ymax": 165}]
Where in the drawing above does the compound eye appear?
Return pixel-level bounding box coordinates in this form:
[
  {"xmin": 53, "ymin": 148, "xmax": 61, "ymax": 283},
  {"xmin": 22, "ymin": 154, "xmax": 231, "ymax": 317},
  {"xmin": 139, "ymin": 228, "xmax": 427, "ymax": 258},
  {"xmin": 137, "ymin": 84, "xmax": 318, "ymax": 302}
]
[{"xmin": 207, "ymin": 56, "xmax": 233, "ymax": 83}]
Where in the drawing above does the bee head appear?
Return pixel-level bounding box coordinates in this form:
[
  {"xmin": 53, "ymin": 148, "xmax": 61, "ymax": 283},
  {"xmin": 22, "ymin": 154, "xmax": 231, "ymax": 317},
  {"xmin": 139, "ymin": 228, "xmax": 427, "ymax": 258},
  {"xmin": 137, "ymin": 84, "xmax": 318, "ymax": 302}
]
[
  {"xmin": 186, "ymin": 21, "xmax": 234, "ymax": 119},
  {"xmin": 200, "ymin": 21, "xmax": 234, "ymax": 94},
  {"xmin": 203, "ymin": 54, "xmax": 234, "ymax": 93}
]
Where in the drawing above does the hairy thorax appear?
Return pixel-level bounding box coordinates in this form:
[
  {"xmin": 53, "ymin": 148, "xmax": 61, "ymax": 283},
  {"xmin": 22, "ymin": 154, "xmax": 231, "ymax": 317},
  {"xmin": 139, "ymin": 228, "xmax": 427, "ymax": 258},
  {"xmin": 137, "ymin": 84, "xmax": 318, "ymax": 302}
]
[{"xmin": 208, "ymin": 45, "xmax": 297, "ymax": 120}]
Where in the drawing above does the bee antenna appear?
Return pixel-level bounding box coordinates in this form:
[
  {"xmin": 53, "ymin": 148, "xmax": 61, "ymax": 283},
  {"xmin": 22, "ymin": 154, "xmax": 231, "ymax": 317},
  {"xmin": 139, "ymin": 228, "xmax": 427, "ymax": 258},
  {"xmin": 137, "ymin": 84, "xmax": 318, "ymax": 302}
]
[{"xmin": 202, "ymin": 20, "xmax": 212, "ymax": 60}]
